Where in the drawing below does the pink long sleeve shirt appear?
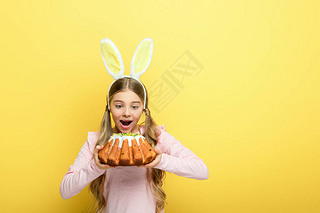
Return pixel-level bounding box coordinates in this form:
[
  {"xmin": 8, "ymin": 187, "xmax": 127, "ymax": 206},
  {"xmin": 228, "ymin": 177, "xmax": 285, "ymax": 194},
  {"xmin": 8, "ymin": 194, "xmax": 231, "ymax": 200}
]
[{"xmin": 60, "ymin": 125, "xmax": 209, "ymax": 213}]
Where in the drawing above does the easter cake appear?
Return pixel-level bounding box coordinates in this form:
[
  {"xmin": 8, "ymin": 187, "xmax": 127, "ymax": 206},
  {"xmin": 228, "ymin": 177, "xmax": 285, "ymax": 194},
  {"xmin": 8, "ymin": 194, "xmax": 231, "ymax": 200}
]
[{"xmin": 98, "ymin": 133, "xmax": 156, "ymax": 166}]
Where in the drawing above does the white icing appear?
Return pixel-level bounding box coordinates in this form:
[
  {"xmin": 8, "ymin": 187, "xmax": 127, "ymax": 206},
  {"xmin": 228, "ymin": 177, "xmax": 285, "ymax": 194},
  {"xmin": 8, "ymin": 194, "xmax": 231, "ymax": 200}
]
[
  {"xmin": 134, "ymin": 135, "xmax": 141, "ymax": 145},
  {"xmin": 109, "ymin": 134, "xmax": 145, "ymax": 148}
]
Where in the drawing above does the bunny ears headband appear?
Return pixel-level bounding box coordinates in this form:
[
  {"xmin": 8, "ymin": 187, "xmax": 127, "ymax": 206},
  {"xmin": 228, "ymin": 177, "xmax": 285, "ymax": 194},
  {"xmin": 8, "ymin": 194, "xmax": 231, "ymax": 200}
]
[{"xmin": 101, "ymin": 38, "xmax": 153, "ymax": 111}]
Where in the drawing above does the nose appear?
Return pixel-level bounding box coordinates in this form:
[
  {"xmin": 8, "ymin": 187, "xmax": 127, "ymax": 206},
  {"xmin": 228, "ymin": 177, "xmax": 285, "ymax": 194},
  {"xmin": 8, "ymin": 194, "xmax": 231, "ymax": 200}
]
[{"xmin": 123, "ymin": 107, "xmax": 131, "ymax": 117}]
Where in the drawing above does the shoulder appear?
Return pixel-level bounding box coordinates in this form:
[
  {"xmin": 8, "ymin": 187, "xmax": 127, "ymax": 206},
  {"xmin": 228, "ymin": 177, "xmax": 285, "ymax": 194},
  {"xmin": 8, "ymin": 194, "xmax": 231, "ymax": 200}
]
[
  {"xmin": 155, "ymin": 125, "xmax": 175, "ymax": 142},
  {"xmin": 138, "ymin": 124, "xmax": 167, "ymax": 136},
  {"xmin": 156, "ymin": 125, "xmax": 166, "ymax": 135},
  {"xmin": 157, "ymin": 125, "xmax": 166, "ymax": 131},
  {"xmin": 154, "ymin": 125, "xmax": 182, "ymax": 153},
  {"xmin": 156, "ymin": 125, "xmax": 170, "ymax": 140}
]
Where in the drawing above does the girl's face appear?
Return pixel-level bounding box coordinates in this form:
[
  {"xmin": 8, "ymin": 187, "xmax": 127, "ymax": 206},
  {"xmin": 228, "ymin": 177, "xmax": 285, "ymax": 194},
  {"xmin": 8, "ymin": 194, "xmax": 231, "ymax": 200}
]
[{"xmin": 110, "ymin": 90, "xmax": 144, "ymax": 133}]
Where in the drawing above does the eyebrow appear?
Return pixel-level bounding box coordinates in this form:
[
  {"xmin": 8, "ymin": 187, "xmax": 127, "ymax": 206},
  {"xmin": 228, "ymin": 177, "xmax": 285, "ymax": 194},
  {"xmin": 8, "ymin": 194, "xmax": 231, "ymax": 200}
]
[{"xmin": 113, "ymin": 100, "xmax": 141, "ymax": 104}]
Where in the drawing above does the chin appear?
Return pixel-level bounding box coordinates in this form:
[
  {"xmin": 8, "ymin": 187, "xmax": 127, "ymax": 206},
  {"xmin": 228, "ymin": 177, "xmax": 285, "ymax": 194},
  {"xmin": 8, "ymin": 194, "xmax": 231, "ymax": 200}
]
[{"xmin": 115, "ymin": 125, "xmax": 134, "ymax": 133}]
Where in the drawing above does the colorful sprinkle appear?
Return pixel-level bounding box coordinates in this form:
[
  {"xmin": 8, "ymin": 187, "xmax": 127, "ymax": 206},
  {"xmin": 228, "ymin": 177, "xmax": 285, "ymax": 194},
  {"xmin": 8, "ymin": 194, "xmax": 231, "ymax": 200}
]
[{"xmin": 113, "ymin": 132, "xmax": 140, "ymax": 137}]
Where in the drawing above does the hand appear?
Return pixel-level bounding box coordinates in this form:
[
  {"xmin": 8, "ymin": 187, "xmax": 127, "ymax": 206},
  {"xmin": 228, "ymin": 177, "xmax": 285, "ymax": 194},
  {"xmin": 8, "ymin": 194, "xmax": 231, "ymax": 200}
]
[
  {"xmin": 93, "ymin": 145, "xmax": 115, "ymax": 170},
  {"xmin": 144, "ymin": 148, "xmax": 162, "ymax": 168}
]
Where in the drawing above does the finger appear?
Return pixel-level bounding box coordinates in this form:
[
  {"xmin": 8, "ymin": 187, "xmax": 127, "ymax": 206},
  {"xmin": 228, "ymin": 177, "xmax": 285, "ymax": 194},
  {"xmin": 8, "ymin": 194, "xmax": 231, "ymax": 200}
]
[
  {"xmin": 94, "ymin": 147, "xmax": 103, "ymax": 163},
  {"xmin": 94, "ymin": 145, "xmax": 104, "ymax": 158},
  {"xmin": 100, "ymin": 164, "xmax": 114, "ymax": 170},
  {"xmin": 154, "ymin": 148, "xmax": 162, "ymax": 155},
  {"xmin": 95, "ymin": 160, "xmax": 115, "ymax": 169},
  {"xmin": 145, "ymin": 162, "xmax": 156, "ymax": 168},
  {"xmin": 144, "ymin": 163, "xmax": 151, "ymax": 167},
  {"xmin": 95, "ymin": 145, "xmax": 104, "ymax": 151},
  {"xmin": 94, "ymin": 155, "xmax": 101, "ymax": 165},
  {"xmin": 93, "ymin": 146, "xmax": 99, "ymax": 155},
  {"xmin": 145, "ymin": 158, "xmax": 158, "ymax": 168}
]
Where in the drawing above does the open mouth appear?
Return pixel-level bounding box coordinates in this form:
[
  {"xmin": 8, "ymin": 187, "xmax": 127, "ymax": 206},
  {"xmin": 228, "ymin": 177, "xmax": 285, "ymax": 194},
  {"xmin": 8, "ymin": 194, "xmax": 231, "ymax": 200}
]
[{"xmin": 120, "ymin": 120, "xmax": 133, "ymax": 126}]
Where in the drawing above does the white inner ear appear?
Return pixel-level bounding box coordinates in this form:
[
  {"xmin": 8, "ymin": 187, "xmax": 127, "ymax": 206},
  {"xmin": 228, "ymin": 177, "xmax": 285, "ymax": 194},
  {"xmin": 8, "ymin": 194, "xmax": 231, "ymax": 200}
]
[
  {"xmin": 130, "ymin": 38, "xmax": 153, "ymax": 79},
  {"xmin": 101, "ymin": 38, "xmax": 125, "ymax": 80}
]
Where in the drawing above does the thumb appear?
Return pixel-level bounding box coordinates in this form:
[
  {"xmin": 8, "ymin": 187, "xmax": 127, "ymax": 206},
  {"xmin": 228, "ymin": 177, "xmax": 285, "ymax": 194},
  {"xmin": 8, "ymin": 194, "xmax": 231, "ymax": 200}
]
[
  {"xmin": 154, "ymin": 148, "xmax": 162, "ymax": 155},
  {"xmin": 94, "ymin": 145, "xmax": 104, "ymax": 154},
  {"xmin": 96, "ymin": 145, "xmax": 104, "ymax": 150}
]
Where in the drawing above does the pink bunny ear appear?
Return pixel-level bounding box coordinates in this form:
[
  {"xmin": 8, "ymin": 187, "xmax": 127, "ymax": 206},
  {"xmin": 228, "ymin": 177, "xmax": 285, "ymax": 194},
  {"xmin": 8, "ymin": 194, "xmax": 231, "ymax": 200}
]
[
  {"xmin": 130, "ymin": 38, "xmax": 153, "ymax": 80},
  {"xmin": 101, "ymin": 38, "xmax": 125, "ymax": 80}
]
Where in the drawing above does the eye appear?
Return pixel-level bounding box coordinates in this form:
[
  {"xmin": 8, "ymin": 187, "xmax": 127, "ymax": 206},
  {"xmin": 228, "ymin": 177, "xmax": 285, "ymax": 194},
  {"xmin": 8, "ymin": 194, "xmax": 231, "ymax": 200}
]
[
  {"xmin": 116, "ymin": 105, "xmax": 122, "ymax": 108},
  {"xmin": 132, "ymin": 106, "xmax": 139, "ymax": 109}
]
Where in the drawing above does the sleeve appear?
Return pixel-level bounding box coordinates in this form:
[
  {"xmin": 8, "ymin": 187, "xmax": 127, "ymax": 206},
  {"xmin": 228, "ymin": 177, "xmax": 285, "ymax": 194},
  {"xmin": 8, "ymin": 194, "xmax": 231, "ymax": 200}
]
[
  {"xmin": 154, "ymin": 125, "xmax": 209, "ymax": 180},
  {"xmin": 59, "ymin": 132, "xmax": 106, "ymax": 199}
]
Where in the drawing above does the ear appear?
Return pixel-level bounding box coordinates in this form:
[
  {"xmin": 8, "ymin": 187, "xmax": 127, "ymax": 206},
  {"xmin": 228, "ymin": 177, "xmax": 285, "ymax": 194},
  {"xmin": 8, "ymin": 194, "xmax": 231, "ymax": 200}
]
[
  {"xmin": 130, "ymin": 38, "xmax": 153, "ymax": 79},
  {"xmin": 101, "ymin": 38, "xmax": 124, "ymax": 80}
]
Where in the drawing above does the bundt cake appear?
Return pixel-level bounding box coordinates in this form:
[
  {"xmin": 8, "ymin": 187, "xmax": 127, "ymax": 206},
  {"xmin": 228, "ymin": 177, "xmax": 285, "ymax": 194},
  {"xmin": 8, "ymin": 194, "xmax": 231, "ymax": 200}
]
[{"xmin": 98, "ymin": 133, "xmax": 157, "ymax": 166}]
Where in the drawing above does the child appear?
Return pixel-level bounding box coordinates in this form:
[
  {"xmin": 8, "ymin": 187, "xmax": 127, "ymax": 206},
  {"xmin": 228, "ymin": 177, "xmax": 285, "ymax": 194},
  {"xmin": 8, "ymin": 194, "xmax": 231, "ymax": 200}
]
[{"xmin": 59, "ymin": 38, "xmax": 209, "ymax": 213}]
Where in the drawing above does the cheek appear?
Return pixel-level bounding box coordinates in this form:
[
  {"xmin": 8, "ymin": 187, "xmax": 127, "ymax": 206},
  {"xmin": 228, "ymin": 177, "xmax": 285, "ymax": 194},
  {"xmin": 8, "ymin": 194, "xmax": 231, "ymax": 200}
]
[
  {"xmin": 133, "ymin": 110, "xmax": 143, "ymax": 119},
  {"xmin": 111, "ymin": 110, "xmax": 121, "ymax": 120},
  {"xmin": 110, "ymin": 114, "xmax": 117, "ymax": 122}
]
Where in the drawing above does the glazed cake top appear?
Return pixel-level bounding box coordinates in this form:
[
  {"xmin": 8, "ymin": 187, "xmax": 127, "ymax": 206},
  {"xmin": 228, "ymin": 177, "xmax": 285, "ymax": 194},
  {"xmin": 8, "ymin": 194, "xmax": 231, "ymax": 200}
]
[
  {"xmin": 108, "ymin": 132, "xmax": 146, "ymax": 148},
  {"xmin": 113, "ymin": 132, "xmax": 141, "ymax": 137}
]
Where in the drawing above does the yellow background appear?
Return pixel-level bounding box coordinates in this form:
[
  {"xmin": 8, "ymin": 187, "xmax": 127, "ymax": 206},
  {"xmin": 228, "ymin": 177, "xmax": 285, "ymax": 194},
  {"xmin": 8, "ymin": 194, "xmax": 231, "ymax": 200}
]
[{"xmin": 1, "ymin": 0, "xmax": 319, "ymax": 212}]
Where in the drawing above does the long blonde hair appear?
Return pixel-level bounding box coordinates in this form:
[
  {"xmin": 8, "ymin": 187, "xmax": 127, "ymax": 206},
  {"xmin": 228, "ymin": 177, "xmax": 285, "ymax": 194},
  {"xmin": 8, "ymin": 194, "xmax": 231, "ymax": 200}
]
[{"xmin": 89, "ymin": 77, "xmax": 166, "ymax": 213}]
